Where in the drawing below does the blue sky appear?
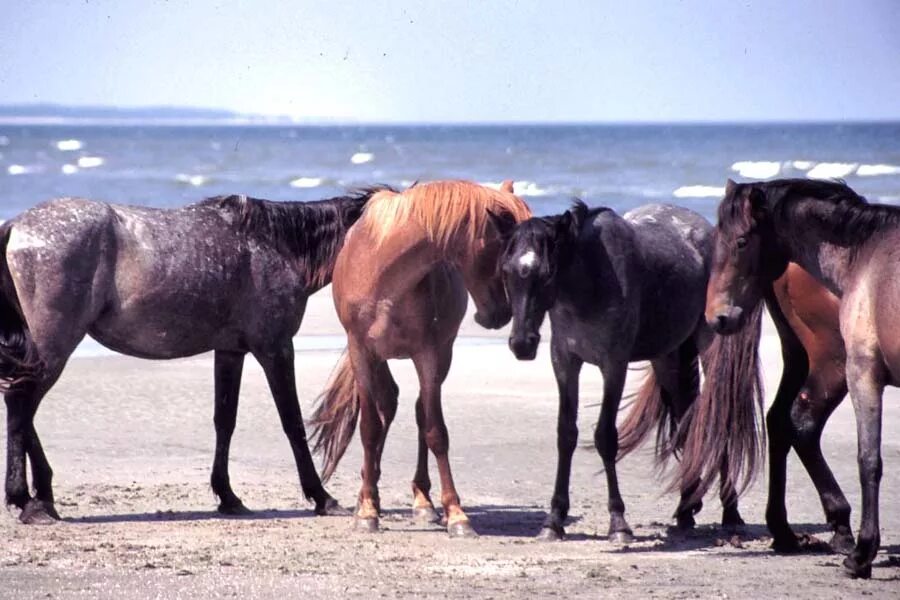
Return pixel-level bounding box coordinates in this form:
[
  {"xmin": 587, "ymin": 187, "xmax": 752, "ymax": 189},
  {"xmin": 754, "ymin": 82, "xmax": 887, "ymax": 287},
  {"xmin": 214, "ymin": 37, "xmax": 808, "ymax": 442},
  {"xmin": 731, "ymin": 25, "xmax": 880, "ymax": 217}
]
[{"xmin": 1, "ymin": 1, "xmax": 898, "ymax": 122}]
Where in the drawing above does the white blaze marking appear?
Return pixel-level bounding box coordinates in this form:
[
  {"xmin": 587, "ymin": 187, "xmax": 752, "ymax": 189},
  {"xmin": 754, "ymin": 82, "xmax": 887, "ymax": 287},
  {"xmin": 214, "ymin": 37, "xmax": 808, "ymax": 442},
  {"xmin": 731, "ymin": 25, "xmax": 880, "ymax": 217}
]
[{"xmin": 519, "ymin": 250, "xmax": 537, "ymax": 268}]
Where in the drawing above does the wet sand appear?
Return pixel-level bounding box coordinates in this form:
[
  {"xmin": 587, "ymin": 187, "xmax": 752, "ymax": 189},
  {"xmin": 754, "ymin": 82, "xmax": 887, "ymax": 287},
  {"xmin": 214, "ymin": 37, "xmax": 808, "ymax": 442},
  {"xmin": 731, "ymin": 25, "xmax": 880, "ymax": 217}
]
[{"xmin": 1, "ymin": 289, "xmax": 899, "ymax": 598}]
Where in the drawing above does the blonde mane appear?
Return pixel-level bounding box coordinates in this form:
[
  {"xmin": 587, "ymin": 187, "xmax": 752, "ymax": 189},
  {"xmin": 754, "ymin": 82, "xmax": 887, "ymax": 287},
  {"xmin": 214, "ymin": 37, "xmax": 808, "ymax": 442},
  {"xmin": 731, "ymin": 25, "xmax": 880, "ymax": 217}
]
[{"xmin": 359, "ymin": 180, "xmax": 532, "ymax": 251}]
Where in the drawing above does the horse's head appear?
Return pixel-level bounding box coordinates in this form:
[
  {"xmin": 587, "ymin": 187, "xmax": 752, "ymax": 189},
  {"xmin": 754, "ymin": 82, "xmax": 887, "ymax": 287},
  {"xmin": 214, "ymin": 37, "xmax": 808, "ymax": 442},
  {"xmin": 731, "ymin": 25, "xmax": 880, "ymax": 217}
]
[
  {"xmin": 499, "ymin": 209, "xmax": 577, "ymax": 360},
  {"xmin": 707, "ymin": 179, "xmax": 787, "ymax": 334}
]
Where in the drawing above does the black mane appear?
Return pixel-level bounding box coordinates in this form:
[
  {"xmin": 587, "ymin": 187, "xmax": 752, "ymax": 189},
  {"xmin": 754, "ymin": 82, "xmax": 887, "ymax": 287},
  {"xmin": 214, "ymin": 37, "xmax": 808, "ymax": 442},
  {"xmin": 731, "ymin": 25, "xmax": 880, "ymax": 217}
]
[{"xmin": 199, "ymin": 186, "xmax": 393, "ymax": 288}]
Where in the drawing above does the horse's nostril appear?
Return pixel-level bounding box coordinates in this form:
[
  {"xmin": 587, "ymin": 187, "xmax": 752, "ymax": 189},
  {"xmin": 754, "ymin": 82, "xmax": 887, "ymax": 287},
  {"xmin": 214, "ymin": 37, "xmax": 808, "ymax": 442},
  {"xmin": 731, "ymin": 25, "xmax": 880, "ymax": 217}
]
[{"xmin": 716, "ymin": 314, "xmax": 729, "ymax": 328}]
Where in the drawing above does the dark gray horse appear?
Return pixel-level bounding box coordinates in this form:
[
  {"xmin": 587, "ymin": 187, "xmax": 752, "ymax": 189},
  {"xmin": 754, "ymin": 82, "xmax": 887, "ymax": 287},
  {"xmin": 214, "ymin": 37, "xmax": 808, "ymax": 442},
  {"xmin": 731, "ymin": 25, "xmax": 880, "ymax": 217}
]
[
  {"xmin": 0, "ymin": 189, "xmax": 389, "ymax": 523},
  {"xmin": 498, "ymin": 201, "xmax": 764, "ymax": 541}
]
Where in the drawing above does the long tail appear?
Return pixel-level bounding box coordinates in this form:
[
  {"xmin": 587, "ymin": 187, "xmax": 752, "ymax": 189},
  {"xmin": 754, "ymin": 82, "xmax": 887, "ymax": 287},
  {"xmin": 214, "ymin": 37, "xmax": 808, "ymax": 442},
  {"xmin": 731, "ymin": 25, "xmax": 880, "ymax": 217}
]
[
  {"xmin": 308, "ymin": 351, "xmax": 359, "ymax": 482},
  {"xmin": 673, "ymin": 303, "xmax": 765, "ymax": 504},
  {"xmin": 0, "ymin": 222, "xmax": 40, "ymax": 390},
  {"xmin": 617, "ymin": 368, "xmax": 675, "ymax": 461},
  {"xmin": 618, "ymin": 345, "xmax": 700, "ymax": 465}
]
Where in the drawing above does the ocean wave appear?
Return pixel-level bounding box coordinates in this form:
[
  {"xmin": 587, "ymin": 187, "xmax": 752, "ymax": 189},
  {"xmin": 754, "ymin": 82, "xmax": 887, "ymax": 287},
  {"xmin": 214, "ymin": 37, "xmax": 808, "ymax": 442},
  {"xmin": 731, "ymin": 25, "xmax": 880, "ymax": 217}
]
[
  {"xmin": 731, "ymin": 160, "xmax": 781, "ymax": 179},
  {"xmin": 61, "ymin": 164, "xmax": 78, "ymax": 175},
  {"xmin": 7, "ymin": 164, "xmax": 42, "ymax": 176},
  {"xmin": 77, "ymin": 156, "xmax": 104, "ymax": 168},
  {"xmin": 806, "ymin": 162, "xmax": 857, "ymax": 179},
  {"xmin": 289, "ymin": 176, "xmax": 324, "ymax": 188},
  {"xmin": 350, "ymin": 152, "xmax": 374, "ymax": 165},
  {"xmin": 790, "ymin": 160, "xmax": 815, "ymax": 171},
  {"xmin": 482, "ymin": 180, "xmax": 550, "ymax": 196},
  {"xmin": 56, "ymin": 139, "xmax": 83, "ymax": 151},
  {"xmin": 673, "ymin": 185, "xmax": 725, "ymax": 198},
  {"xmin": 856, "ymin": 164, "xmax": 900, "ymax": 177},
  {"xmin": 175, "ymin": 173, "xmax": 209, "ymax": 186}
]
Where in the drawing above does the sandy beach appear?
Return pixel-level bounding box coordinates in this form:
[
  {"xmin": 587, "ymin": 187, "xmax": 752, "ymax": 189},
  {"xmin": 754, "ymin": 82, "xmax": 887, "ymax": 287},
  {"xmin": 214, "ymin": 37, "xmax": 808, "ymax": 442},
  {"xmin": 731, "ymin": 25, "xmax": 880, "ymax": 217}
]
[{"xmin": 1, "ymin": 287, "xmax": 898, "ymax": 599}]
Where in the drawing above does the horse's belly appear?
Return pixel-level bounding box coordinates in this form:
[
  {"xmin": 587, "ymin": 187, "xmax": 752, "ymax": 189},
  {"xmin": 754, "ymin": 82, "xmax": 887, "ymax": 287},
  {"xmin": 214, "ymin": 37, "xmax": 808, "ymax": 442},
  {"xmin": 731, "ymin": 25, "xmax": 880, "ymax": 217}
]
[{"xmin": 88, "ymin": 309, "xmax": 233, "ymax": 359}]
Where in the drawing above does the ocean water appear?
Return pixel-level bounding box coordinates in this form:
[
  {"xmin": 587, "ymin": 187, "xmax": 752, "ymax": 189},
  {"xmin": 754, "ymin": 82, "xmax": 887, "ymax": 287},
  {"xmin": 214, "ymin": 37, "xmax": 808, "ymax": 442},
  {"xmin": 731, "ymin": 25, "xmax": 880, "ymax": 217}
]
[
  {"xmin": 1, "ymin": 122, "xmax": 898, "ymax": 358},
  {"xmin": 1, "ymin": 123, "xmax": 899, "ymax": 224}
]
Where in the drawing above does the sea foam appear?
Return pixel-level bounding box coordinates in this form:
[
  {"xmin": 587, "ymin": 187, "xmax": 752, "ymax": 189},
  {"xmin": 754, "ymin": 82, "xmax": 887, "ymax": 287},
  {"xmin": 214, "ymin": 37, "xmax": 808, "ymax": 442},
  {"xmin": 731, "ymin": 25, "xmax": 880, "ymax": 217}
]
[
  {"xmin": 806, "ymin": 162, "xmax": 857, "ymax": 179},
  {"xmin": 673, "ymin": 185, "xmax": 725, "ymax": 198},
  {"xmin": 856, "ymin": 164, "xmax": 900, "ymax": 177},
  {"xmin": 77, "ymin": 156, "xmax": 104, "ymax": 168},
  {"xmin": 175, "ymin": 173, "xmax": 209, "ymax": 186},
  {"xmin": 731, "ymin": 161, "xmax": 781, "ymax": 179},
  {"xmin": 289, "ymin": 176, "xmax": 324, "ymax": 188},
  {"xmin": 350, "ymin": 152, "xmax": 374, "ymax": 165},
  {"xmin": 56, "ymin": 139, "xmax": 83, "ymax": 151}
]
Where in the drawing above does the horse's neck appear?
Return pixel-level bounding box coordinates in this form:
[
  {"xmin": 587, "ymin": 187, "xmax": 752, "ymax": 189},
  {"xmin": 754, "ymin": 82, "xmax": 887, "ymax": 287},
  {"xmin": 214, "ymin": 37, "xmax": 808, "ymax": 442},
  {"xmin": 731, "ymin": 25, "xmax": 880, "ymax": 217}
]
[
  {"xmin": 776, "ymin": 216, "xmax": 853, "ymax": 298},
  {"xmin": 281, "ymin": 200, "xmax": 357, "ymax": 292}
]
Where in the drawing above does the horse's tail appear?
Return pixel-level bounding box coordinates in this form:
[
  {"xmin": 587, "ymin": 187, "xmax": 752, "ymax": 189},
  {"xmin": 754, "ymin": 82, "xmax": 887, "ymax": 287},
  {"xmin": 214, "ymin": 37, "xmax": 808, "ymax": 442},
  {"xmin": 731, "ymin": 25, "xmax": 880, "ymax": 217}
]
[
  {"xmin": 308, "ymin": 350, "xmax": 359, "ymax": 482},
  {"xmin": 617, "ymin": 368, "xmax": 673, "ymax": 461},
  {"xmin": 618, "ymin": 344, "xmax": 700, "ymax": 465},
  {"xmin": 673, "ymin": 303, "xmax": 765, "ymax": 504},
  {"xmin": 0, "ymin": 222, "xmax": 40, "ymax": 390}
]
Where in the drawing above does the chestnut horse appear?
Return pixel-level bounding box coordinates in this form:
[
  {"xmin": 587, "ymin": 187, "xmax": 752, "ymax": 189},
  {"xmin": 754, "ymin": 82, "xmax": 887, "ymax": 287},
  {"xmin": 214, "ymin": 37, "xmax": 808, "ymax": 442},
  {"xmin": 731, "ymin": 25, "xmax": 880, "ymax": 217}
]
[
  {"xmin": 309, "ymin": 180, "xmax": 531, "ymax": 537},
  {"xmin": 707, "ymin": 178, "xmax": 897, "ymax": 578}
]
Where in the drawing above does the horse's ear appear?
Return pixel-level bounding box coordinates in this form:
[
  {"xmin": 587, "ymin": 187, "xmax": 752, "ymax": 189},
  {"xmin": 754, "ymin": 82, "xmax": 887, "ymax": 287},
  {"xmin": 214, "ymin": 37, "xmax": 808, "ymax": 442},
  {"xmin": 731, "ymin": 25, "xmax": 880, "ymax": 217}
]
[
  {"xmin": 555, "ymin": 210, "xmax": 577, "ymax": 241},
  {"xmin": 725, "ymin": 178, "xmax": 738, "ymax": 196},
  {"xmin": 747, "ymin": 186, "xmax": 768, "ymax": 219},
  {"xmin": 500, "ymin": 180, "xmax": 515, "ymax": 194},
  {"xmin": 487, "ymin": 209, "xmax": 517, "ymax": 240}
]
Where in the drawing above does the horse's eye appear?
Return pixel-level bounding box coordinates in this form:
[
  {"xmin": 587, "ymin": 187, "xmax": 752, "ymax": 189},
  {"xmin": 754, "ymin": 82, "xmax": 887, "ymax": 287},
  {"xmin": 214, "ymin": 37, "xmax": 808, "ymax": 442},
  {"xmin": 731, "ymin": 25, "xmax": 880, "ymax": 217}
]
[{"xmin": 736, "ymin": 236, "xmax": 748, "ymax": 250}]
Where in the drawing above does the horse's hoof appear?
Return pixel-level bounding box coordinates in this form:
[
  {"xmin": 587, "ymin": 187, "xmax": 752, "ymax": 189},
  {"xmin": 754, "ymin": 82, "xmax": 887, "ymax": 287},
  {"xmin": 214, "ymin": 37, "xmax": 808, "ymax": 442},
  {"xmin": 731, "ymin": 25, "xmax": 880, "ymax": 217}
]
[
  {"xmin": 412, "ymin": 506, "xmax": 440, "ymax": 524},
  {"xmin": 721, "ymin": 514, "xmax": 746, "ymax": 532},
  {"xmin": 19, "ymin": 500, "xmax": 60, "ymax": 525},
  {"xmin": 829, "ymin": 531, "xmax": 855, "ymax": 555},
  {"xmin": 609, "ymin": 530, "xmax": 634, "ymax": 544},
  {"xmin": 771, "ymin": 535, "xmax": 801, "ymax": 554},
  {"xmin": 316, "ymin": 497, "xmax": 350, "ymax": 517},
  {"xmin": 674, "ymin": 515, "xmax": 696, "ymax": 531},
  {"xmin": 537, "ymin": 525, "xmax": 565, "ymax": 541},
  {"xmin": 842, "ymin": 555, "xmax": 872, "ymax": 579},
  {"xmin": 354, "ymin": 517, "xmax": 379, "ymax": 533},
  {"xmin": 217, "ymin": 500, "xmax": 252, "ymax": 516},
  {"xmin": 448, "ymin": 520, "xmax": 478, "ymax": 538}
]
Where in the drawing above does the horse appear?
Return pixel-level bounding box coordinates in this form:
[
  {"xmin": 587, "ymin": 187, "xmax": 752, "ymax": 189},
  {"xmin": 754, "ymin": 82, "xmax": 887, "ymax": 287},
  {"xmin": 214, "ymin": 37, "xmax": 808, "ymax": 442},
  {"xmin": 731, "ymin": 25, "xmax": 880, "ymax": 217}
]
[
  {"xmin": 308, "ymin": 180, "xmax": 532, "ymax": 537},
  {"xmin": 0, "ymin": 188, "xmax": 391, "ymax": 523},
  {"xmin": 762, "ymin": 263, "xmax": 854, "ymax": 555},
  {"xmin": 500, "ymin": 201, "xmax": 764, "ymax": 541},
  {"xmin": 706, "ymin": 177, "xmax": 899, "ymax": 578}
]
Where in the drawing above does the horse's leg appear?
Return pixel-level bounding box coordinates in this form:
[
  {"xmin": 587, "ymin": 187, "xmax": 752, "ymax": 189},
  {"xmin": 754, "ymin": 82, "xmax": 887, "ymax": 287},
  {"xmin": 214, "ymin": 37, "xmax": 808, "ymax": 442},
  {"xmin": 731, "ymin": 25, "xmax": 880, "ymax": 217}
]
[
  {"xmin": 210, "ymin": 350, "xmax": 249, "ymax": 515},
  {"xmin": 346, "ymin": 341, "xmax": 395, "ymax": 532},
  {"xmin": 6, "ymin": 359, "xmax": 67, "ymax": 524},
  {"xmin": 538, "ymin": 340, "xmax": 582, "ymax": 541},
  {"xmin": 595, "ymin": 359, "xmax": 632, "ymax": 543},
  {"xmin": 719, "ymin": 457, "xmax": 745, "ymax": 530},
  {"xmin": 841, "ymin": 355, "xmax": 884, "ymax": 579},
  {"xmin": 411, "ymin": 394, "xmax": 439, "ymax": 524},
  {"xmin": 412, "ymin": 343, "xmax": 474, "ymax": 538},
  {"xmin": 790, "ymin": 380, "xmax": 854, "ymax": 554},
  {"xmin": 252, "ymin": 341, "xmax": 342, "ymax": 516}
]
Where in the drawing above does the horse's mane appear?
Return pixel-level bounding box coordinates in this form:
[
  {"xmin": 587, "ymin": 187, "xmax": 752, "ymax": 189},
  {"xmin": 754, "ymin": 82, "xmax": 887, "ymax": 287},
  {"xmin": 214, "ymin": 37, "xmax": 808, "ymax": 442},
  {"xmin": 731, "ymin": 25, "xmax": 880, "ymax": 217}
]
[
  {"xmin": 198, "ymin": 187, "xmax": 391, "ymax": 288},
  {"xmin": 359, "ymin": 181, "xmax": 532, "ymax": 252},
  {"xmin": 722, "ymin": 178, "xmax": 900, "ymax": 245}
]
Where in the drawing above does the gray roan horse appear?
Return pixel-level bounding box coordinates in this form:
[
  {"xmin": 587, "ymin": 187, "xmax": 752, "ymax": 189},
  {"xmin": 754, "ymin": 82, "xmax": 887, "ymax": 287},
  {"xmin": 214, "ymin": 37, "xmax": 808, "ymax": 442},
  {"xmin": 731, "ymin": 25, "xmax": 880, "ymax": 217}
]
[
  {"xmin": 499, "ymin": 201, "xmax": 764, "ymax": 541},
  {"xmin": 0, "ymin": 189, "xmax": 389, "ymax": 523}
]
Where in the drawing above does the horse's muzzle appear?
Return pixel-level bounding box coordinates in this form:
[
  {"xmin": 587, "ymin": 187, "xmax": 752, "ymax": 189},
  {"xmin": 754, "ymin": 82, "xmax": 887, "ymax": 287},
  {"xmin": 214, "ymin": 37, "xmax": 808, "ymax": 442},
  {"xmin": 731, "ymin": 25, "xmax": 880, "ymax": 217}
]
[
  {"xmin": 707, "ymin": 306, "xmax": 744, "ymax": 335},
  {"xmin": 474, "ymin": 307, "xmax": 512, "ymax": 330},
  {"xmin": 509, "ymin": 332, "xmax": 540, "ymax": 360}
]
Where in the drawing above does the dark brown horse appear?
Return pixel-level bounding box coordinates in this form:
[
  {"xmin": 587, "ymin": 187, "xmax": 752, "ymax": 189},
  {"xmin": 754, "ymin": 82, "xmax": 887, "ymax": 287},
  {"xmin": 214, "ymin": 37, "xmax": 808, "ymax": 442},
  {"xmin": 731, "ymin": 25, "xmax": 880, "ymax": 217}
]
[
  {"xmin": 0, "ymin": 189, "xmax": 391, "ymax": 523},
  {"xmin": 309, "ymin": 180, "xmax": 532, "ymax": 537},
  {"xmin": 707, "ymin": 178, "xmax": 897, "ymax": 578}
]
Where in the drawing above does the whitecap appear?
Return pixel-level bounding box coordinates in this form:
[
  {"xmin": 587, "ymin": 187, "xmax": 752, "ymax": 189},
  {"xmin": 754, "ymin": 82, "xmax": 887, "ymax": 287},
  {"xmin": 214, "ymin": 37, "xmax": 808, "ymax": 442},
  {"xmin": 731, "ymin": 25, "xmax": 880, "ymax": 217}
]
[
  {"xmin": 673, "ymin": 185, "xmax": 725, "ymax": 199},
  {"xmin": 856, "ymin": 164, "xmax": 900, "ymax": 177},
  {"xmin": 731, "ymin": 160, "xmax": 781, "ymax": 179},
  {"xmin": 61, "ymin": 164, "xmax": 78, "ymax": 175},
  {"xmin": 56, "ymin": 139, "xmax": 83, "ymax": 151},
  {"xmin": 7, "ymin": 164, "xmax": 29, "ymax": 175},
  {"xmin": 175, "ymin": 173, "xmax": 208, "ymax": 186},
  {"xmin": 790, "ymin": 160, "xmax": 815, "ymax": 171},
  {"xmin": 482, "ymin": 180, "xmax": 549, "ymax": 196},
  {"xmin": 350, "ymin": 152, "xmax": 374, "ymax": 165},
  {"xmin": 289, "ymin": 176, "xmax": 324, "ymax": 188},
  {"xmin": 806, "ymin": 162, "xmax": 857, "ymax": 179},
  {"xmin": 77, "ymin": 156, "xmax": 104, "ymax": 168}
]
